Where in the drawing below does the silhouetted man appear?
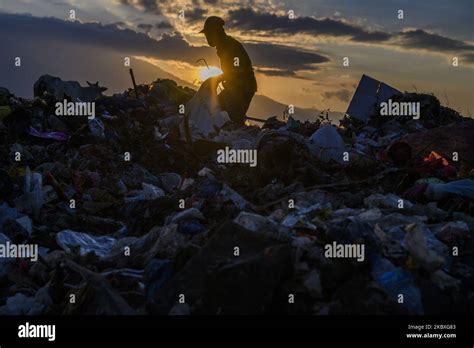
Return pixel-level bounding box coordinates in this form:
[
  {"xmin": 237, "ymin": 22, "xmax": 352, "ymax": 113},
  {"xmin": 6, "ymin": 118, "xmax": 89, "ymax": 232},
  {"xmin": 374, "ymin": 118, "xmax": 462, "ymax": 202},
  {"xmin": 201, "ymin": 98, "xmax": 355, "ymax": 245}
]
[{"xmin": 200, "ymin": 16, "xmax": 257, "ymax": 125}]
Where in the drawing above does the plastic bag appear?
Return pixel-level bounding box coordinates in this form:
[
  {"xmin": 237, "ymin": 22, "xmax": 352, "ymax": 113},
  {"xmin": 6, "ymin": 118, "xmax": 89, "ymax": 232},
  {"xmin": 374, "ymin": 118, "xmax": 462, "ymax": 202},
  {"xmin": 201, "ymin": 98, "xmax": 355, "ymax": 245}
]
[
  {"xmin": 17, "ymin": 167, "xmax": 43, "ymax": 218},
  {"xmin": 29, "ymin": 126, "xmax": 68, "ymax": 141},
  {"xmin": 220, "ymin": 184, "xmax": 248, "ymax": 210},
  {"xmin": 56, "ymin": 229, "xmax": 117, "ymax": 259},
  {"xmin": 425, "ymin": 179, "xmax": 474, "ymax": 200},
  {"xmin": 88, "ymin": 118, "xmax": 105, "ymax": 138},
  {"xmin": 185, "ymin": 78, "xmax": 229, "ymax": 138},
  {"xmin": 404, "ymin": 223, "xmax": 447, "ymax": 272},
  {"xmin": 124, "ymin": 183, "xmax": 165, "ymax": 202},
  {"xmin": 364, "ymin": 193, "xmax": 414, "ymax": 210},
  {"xmin": 142, "ymin": 183, "xmax": 165, "ymax": 200},
  {"xmin": 371, "ymin": 256, "xmax": 423, "ymax": 314},
  {"xmin": 308, "ymin": 125, "xmax": 346, "ymax": 164}
]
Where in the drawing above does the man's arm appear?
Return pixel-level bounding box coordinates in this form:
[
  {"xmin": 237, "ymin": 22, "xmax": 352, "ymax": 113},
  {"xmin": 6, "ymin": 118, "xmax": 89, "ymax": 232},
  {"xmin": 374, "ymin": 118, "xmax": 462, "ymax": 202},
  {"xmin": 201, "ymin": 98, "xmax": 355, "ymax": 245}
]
[{"xmin": 212, "ymin": 40, "xmax": 251, "ymax": 83}]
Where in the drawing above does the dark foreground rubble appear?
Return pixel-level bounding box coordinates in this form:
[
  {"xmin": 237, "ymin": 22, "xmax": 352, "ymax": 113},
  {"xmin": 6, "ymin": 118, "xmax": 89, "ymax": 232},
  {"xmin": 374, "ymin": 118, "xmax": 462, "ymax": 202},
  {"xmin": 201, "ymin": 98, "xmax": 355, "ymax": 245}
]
[{"xmin": 0, "ymin": 75, "xmax": 473, "ymax": 315}]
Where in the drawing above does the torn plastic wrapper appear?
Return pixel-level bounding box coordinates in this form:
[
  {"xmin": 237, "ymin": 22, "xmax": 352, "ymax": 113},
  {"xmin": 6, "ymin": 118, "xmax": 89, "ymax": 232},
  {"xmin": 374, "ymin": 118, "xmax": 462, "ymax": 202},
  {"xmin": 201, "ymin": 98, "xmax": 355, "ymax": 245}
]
[
  {"xmin": 56, "ymin": 229, "xmax": 117, "ymax": 259},
  {"xmin": 29, "ymin": 126, "xmax": 68, "ymax": 141}
]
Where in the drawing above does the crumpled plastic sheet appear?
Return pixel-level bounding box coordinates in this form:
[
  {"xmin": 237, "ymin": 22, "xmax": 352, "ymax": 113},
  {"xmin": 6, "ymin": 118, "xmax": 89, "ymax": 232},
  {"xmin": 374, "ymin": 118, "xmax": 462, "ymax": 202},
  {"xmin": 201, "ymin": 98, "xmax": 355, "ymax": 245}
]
[
  {"xmin": 426, "ymin": 179, "xmax": 474, "ymax": 200},
  {"xmin": 29, "ymin": 126, "xmax": 68, "ymax": 141},
  {"xmin": 56, "ymin": 229, "xmax": 117, "ymax": 259},
  {"xmin": 308, "ymin": 125, "xmax": 346, "ymax": 164},
  {"xmin": 186, "ymin": 79, "xmax": 230, "ymax": 137}
]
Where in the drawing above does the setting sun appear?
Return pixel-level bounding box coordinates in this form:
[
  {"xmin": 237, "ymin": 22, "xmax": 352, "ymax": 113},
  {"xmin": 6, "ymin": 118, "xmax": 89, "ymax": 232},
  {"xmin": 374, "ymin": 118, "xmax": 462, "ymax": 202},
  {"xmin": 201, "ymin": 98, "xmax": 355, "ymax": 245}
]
[{"xmin": 199, "ymin": 66, "xmax": 223, "ymax": 81}]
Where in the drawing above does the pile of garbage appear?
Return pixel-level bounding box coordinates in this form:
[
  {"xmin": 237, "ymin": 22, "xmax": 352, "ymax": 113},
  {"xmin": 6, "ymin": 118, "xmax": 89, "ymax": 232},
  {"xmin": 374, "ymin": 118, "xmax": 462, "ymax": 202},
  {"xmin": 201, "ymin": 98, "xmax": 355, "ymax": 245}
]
[{"xmin": 0, "ymin": 74, "xmax": 473, "ymax": 315}]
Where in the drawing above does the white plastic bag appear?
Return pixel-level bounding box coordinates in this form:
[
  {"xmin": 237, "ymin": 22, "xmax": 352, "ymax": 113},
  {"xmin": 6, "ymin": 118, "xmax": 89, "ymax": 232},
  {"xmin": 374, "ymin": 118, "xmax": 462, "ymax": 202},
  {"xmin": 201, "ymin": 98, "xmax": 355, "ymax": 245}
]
[
  {"xmin": 185, "ymin": 78, "xmax": 229, "ymax": 138},
  {"xmin": 56, "ymin": 229, "xmax": 117, "ymax": 259},
  {"xmin": 308, "ymin": 125, "xmax": 346, "ymax": 164},
  {"xmin": 17, "ymin": 167, "xmax": 43, "ymax": 218}
]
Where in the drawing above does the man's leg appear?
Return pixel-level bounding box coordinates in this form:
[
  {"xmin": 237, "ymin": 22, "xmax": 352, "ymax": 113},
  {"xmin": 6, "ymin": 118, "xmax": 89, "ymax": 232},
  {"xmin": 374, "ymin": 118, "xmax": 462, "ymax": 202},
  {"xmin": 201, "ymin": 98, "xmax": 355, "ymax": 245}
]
[{"xmin": 218, "ymin": 88, "xmax": 255, "ymax": 125}]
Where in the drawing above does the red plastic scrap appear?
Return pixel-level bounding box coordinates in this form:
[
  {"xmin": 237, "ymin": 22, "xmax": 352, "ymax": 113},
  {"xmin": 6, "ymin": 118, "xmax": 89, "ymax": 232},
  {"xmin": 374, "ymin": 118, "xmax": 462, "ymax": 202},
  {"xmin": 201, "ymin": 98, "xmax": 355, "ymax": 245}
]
[
  {"xmin": 423, "ymin": 151, "xmax": 449, "ymax": 166},
  {"xmin": 416, "ymin": 151, "xmax": 456, "ymax": 179}
]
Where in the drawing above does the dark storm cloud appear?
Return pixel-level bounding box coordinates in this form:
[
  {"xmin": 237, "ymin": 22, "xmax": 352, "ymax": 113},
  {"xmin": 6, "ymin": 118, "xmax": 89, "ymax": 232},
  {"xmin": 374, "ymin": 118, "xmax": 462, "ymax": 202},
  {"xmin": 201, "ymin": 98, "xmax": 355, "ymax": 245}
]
[
  {"xmin": 396, "ymin": 29, "xmax": 474, "ymax": 52},
  {"xmin": 139, "ymin": 22, "xmax": 173, "ymax": 32},
  {"xmin": 137, "ymin": 23, "xmax": 153, "ymax": 31},
  {"xmin": 156, "ymin": 21, "xmax": 173, "ymax": 29},
  {"xmin": 0, "ymin": 13, "xmax": 328, "ymax": 78},
  {"xmin": 321, "ymin": 89, "xmax": 351, "ymax": 102},
  {"xmin": 227, "ymin": 8, "xmax": 391, "ymax": 43},
  {"xmin": 245, "ymin": 42, "xmax": 328, "ymax": 76},
  {"xmin": 392, "ymin": 30, "xmax": 474, "ymax": 64},
  {"xmin": 111, "ymin": 21, "xmax": 127, "ymax": 27},
  {"xmin": 254, "ymin": 68, "xmax": 298, "ymax": 77},
  {"xmin": 185, "ymin": 8, "xmax": 207, "ymax": 22},
  {"xmin": 226, "ymin": 8, "xmax": 474, "ymax": 59},
  {"xmin": 0, "ymin": 12, "xmax": 195, "ymax": 61},
  {"xmin": 0, "ymin": 12, "xmax": 209, "ymax": 67}
]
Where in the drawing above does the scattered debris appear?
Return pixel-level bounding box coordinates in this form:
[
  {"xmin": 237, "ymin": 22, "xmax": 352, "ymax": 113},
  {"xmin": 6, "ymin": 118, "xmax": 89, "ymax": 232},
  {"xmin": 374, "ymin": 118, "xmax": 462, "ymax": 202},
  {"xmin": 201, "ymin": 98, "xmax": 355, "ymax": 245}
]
[{"xmin": 0, "ymin": 74, "xmax": 472, "ymax": 315}]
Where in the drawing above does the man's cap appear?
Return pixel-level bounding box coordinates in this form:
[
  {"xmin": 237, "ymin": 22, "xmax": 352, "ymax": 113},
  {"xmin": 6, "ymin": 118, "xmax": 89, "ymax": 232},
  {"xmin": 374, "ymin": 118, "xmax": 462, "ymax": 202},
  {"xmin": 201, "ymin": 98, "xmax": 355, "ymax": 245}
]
[{"xmin": 199, "ymin": 16, "xmax": 225, "ymax": 33}]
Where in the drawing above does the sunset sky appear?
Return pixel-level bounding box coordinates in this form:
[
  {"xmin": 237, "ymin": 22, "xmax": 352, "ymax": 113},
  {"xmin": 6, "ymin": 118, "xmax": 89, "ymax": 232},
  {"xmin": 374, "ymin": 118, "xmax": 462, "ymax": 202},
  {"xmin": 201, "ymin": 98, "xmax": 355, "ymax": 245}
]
[{"xmin": 1, "ymin": 0, "xmax": 473, "ymax": 116}]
